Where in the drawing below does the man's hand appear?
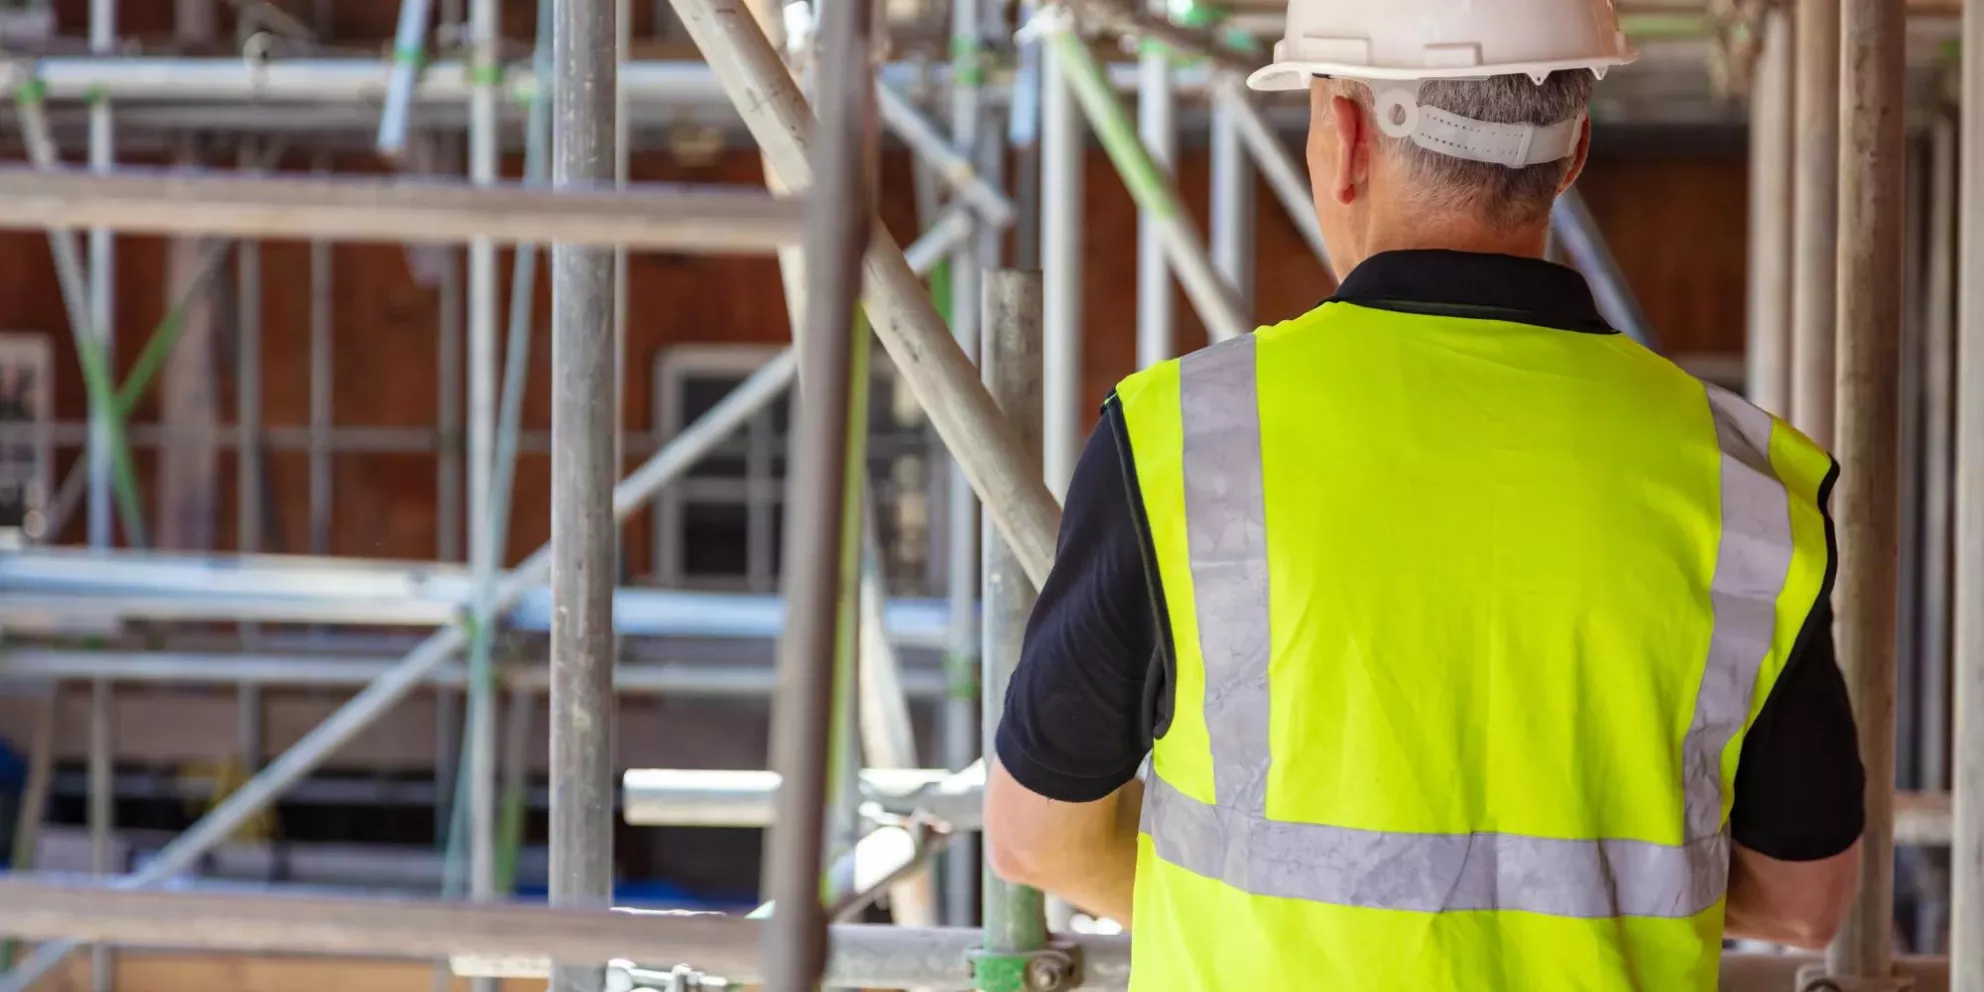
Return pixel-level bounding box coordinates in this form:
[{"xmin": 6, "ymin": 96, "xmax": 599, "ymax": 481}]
[
  {"xmin": 1724, "ymin": 838, "xmax": 1860, "ymax": 949},
  {"xmin": 983, "ymin": 760, "xmax": 1143, "ymax": 926}
]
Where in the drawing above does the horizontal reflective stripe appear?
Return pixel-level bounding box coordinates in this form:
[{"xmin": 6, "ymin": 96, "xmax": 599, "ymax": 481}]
[{"xmin": 1144, "ymin": 775, "xmax": 1730, "ymax": 920}]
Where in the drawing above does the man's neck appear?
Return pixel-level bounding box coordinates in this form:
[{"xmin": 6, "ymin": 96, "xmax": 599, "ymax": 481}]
[{"xmin": 1357, "ymin": 207, "xmax": 1551, "ymax": 264}]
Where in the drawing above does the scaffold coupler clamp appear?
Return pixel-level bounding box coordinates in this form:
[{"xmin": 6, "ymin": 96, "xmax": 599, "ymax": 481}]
[
  {"xmin": 1795, "ymin": 963, "xmax": 1915, "ymax": 992},
  {"xmin": 968, "ymin": 939, "xmax": 1079, "ymax": 992}
]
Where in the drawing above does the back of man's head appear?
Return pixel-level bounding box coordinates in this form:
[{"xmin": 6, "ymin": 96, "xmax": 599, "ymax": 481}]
[{"xmin": 1349, "ymin": 72, "xmax": 1594, "ymax": 227}]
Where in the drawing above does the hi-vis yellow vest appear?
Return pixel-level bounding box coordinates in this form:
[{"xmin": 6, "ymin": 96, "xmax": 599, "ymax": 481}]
[{"xmin": 1112, "ymin": 300, "xmax": 1835, "ymax": 991}]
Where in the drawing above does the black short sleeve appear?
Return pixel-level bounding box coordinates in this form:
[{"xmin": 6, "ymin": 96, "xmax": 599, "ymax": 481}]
[
  {"xmin": 993, "ymin": 412, "xmax": 1155, "ymax": 803},
  {"xmin": 1728, "ymin": 601, "xmax": 1866, "ymax": 861}
]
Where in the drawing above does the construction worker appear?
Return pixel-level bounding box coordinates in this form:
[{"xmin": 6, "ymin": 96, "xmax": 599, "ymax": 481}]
[{"xmin": 983, "ymin": 2, "xmax": 1867, "ymax": 988}]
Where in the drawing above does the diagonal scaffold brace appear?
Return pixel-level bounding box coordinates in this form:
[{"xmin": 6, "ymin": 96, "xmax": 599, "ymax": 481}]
[{"xmin": 668, "ymin": 0, "xmax": 1064, "ymax": 590}]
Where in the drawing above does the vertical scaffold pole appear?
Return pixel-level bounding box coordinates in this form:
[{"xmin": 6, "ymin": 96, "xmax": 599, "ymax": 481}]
[
  {"xmin": 1209, "ymin": 95, "xmax": 1254, "ymax": 325},
  {"xmin": 1040, "ymin": 31, "xmax": 1083, "ymax": 497},
  {"xmin": 945, "ymin": 0, "xmax": 988, "ymax": 925},
  {"xmin": 1134, "ymin": 1, "xmax": 1174, "ymax": 369},
  {"xmin": 549, "ymin": 0, "xmax": 619, "ymax": 985},
  {"xmin": 1827, "ymin": 0, "xmax": 1905, "ymax": 974},
  {"xmin": 980, "ymin": 269, "xmax": 1049, "ymax": 976},
  {"xmin": 1949, "ymin": 0, "xmax": 1984, "ymax": 978},
  {"xmin": 1744, "ymin": 8, "xmax": 1794, "ymax": 416},
  {"xmin": 760, "ymin": 0, "xmax": 874, "ymax": 979},
  {"xmin": 1792, "ymin": 0, "xmax": 1841, "ymax": 444},
  {"xmin": 465, "ymin": 0, "xmax": 502, "ymax": 947},
  {"xmin": 86, "ymin": 2, "xmax": 119, "ymax": 987},
  {"xmin": 87, "ymin": 0, "xmax": 116, "ymax": 549},
  {"xmin": 1922, "ymin": 113, "xmax": 1958, "ymax": 809},
  {"xmin": 308, "ymin": 155, "xmax": 335, "ymax": 556}
]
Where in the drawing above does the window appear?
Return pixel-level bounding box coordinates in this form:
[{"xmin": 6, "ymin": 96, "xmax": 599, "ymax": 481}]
[{"xmin": 651, "ymin": 345, "xmax": 934, "ymax": 594}]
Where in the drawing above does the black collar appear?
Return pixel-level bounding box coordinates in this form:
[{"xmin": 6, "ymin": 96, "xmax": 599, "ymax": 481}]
[{"xmin": 1326, "ymin": 249, "xmax": 1616, "ymax": 335}]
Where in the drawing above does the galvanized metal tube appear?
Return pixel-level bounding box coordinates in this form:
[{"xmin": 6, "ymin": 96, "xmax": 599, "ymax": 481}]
[
  {"xmin": 1826, "ymin": 0, "xmax": 1906, "ymax": 972},
  {"xmin": 1550, "ymin": 189, "xmax": 1660, "ymax": 351},
  {"xmin": 309, "ymin": 155, "xmax": 334, "ymax": 556},
  {"xmin": 1791, "ymin": 0, "xmax": 1841, "ymax": 444},
  {"xmin": 0, "ymin": 881, "xmax": 1142, "ymax": 991},
  {"xmin": 1743, "ymin": 8, "xmax": 1793, "ymax": 416},
  {"xmin": 0, "ymin": 349, "xmax": 803, "ymax": 992},
  {"xmin": 376, "ymin": 0, "xmax": 436, "ymax": 156},
  {"xmin": 12, "ymin": 92, "xmax": 147, "ymax": 549},
  {"xmin": 1213, "ymin": 76, "xmax": 1331, "ymax": 279},
  {"xmin": 87, "ymin": 677, "xmax": 114, "ymax": 992},
  {"xmin": 237, "ymin": 144, "xmax": 264, "ymax": 558},
  {"xmin": 667, "ymin": 0, "xmax": 1062, "ymax": 588},
  {"xmin": 464, "ymin": 0, "xmax": 502, "ymax": 929},
  {"xmin": 1923, "ymin": 113, "xmax": 1958, "ymax": 799},
  {"xmin": 0, "ymin": 650, "xmax": 956, "ymax": 699},
  {"xmin": 761, "ymin": 0, "xmax": 872, "ymax": 979},
  {"xmin": 1949, "ymin": 0, "xmax": 1984, "ymax": 977},
  {"xmin": 549, "ymin": 0, "xmax": 619, "ymax": 985},
  {"xmin": 1209, "ymin": 96, "xmax": 1254, "ymax": 322},
  {"xmin": 87, "ymin": 0, "xmax": 116, "ymax": 551},
  {"xmin": 877, "ymin": 86, "xmax": 1014, "ymax": 227},
  {"xmin": 1048, "ymin": 29, "xmax": 1251, "ymax": 345},
  {"xmin": 1135, "ymin": 9, "xmax": 1175, "ymax": 369},
  {"xmin": 1040, "ymin": 33, "xmax": 1083, "ymax": 497},
  {"xmin": 980, "ymin": 270, "xmax": 1047, "ymax": 954},
  {"xmin": 943, "ymin": 0, "xmax": 988, "ymax": 926},
  {"xmin": 0, "ymin": 168, "xmax": 806, "ymax": 251},
  {"xmin": 234, "ymin": 140, "xmax": 267, "ymax": 887},
  {"xmin": 438, "ymin": 169, "xmax": 463, "ymax": 565},
  {"xmin": 86, "ymin": 27, "xmax": 119, "ymax": 992}
]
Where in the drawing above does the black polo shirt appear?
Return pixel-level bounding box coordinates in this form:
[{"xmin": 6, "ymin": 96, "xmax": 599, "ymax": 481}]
[{"xmin": 995, "ymin": 249, "xmax": 1865, "ymax": 863}]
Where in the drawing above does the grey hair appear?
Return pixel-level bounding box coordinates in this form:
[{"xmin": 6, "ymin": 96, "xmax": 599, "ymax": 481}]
[{"xmin": 1346, "ymin": 72, "xmax": 1594, "ymax": 225}]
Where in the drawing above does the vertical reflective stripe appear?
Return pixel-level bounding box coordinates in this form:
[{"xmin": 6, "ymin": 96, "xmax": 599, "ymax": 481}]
[
  {"xmin": 1684, "ymin": 386, "xmax": 1798, "ymax": 840},
  {"xmin": 1178, "ymin": 336, "xmax": 1272, "ymax": 814}
]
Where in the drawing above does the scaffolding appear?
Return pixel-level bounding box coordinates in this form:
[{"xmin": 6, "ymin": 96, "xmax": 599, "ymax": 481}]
[{"xmin": 0, "ymin": 0, "xmax": 1972, "ymax": 986}]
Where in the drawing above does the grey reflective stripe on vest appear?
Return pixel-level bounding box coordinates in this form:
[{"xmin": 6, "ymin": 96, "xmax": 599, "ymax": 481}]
[
  {"xmin": 1178, "ymin": 335, "xmax": 1274, "ymax": 814},
  {"xmin": 1145, "ymin": 343, "xmax": 1799, "ymax": 921}
]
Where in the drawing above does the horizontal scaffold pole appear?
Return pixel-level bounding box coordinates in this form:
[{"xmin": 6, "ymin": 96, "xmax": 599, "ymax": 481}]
[
  {"xmin": 0, "ymin": 878, "xmax": 1131, "ymax": 989},
  {"xmin": 0, "ymin": 878, "xmax": 1958, "ymax": 992},
  {"xmin": 0, "ymin": 167, "xmax": 806, "ymax": 253}
]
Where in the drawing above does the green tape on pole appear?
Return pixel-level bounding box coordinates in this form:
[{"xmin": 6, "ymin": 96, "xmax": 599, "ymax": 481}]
[
  {"xmin": 14, "ymin": 78, "xmax": 45, "ymax": 104},
  {"xmin": 929, "ymin": 257, "xmax": 954, "ymax": 326},
  {"xmin": 944, "ymin": 649, "xmax": 981, "ymax": 701},
  {"xmin": 1617, "ymin": 13, "xmax": 1708, "ymax": 39},
  {"xmin": 82, "ymin": 85, "xmax": 107, "ymax": 105},
  {"xmin": 1049, "ymin": 31, "xmax": 1182, "ymax": 221},
  {"xmin": 393, "ymin": 44, "xmax": 427, "ymax": 66},
  {"xmin": 469, "ymin": 62, "xmax": 504, "ymax": 87}
]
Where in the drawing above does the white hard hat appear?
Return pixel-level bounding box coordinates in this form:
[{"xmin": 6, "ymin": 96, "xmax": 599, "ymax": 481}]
[{"xmin": 1245, "ymin": 0, "xmax": 1639, "ymax": 92}]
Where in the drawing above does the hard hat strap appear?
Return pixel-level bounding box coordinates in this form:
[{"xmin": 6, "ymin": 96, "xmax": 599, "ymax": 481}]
[
  {"xmin": 1411, "ymin": 107, "xmax": 1586, "ymax": 169},
  {"xmin": 1361, "ymin": 79, "xmax": 1584, "ymax": 170}
]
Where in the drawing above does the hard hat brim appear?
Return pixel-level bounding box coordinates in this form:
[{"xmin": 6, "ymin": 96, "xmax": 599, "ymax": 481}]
[{"xmin": 1243, "ymin": 54, "xmax": 1637, "ymax": 93}]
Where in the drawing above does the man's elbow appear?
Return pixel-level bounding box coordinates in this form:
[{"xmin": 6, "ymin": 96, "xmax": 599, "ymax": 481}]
[
  {"xmin": 1770, "ymin": 914, "xmax": 1842, "ymax": 952},
  {"xmin": 985, "ymin": 830, "xmax": 1052, "ymax": 888},
  {"xmin": 1726, "ymin": 839, "xmax": 1861, "ymax": 950}
]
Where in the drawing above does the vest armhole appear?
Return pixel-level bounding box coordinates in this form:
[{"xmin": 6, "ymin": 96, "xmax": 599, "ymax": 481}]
[
  {"xmin": 1781, "ymin": 457, "xmax": 1843, "ymax": 679},
  {"xmin": 1103, "ymin": 391, "xmax": 1177, "ymax": 748}
]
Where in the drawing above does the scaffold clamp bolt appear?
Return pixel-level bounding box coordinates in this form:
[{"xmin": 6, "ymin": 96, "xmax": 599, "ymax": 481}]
[{"xmin": 968, "ymin": 942, "xmax": 1078, "ymax": 992}]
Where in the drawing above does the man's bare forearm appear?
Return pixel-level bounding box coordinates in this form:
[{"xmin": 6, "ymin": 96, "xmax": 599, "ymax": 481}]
[
  {"xmin": 985, "ymin": 765, "xmax": 1145, "ymax": 928},
  {"xmin": 1036, "ymin": 777, "xmax": 1143, "ymax": 926}
]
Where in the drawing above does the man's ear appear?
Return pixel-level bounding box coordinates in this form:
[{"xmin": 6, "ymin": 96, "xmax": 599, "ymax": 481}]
[
  {"xmin": 1556, "ymin": 116, "xmax": 1593, "ymax": 194},
  {"xmin": 1329, "ymin": 93, "xmax": 1364, "ymax": 206}
]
